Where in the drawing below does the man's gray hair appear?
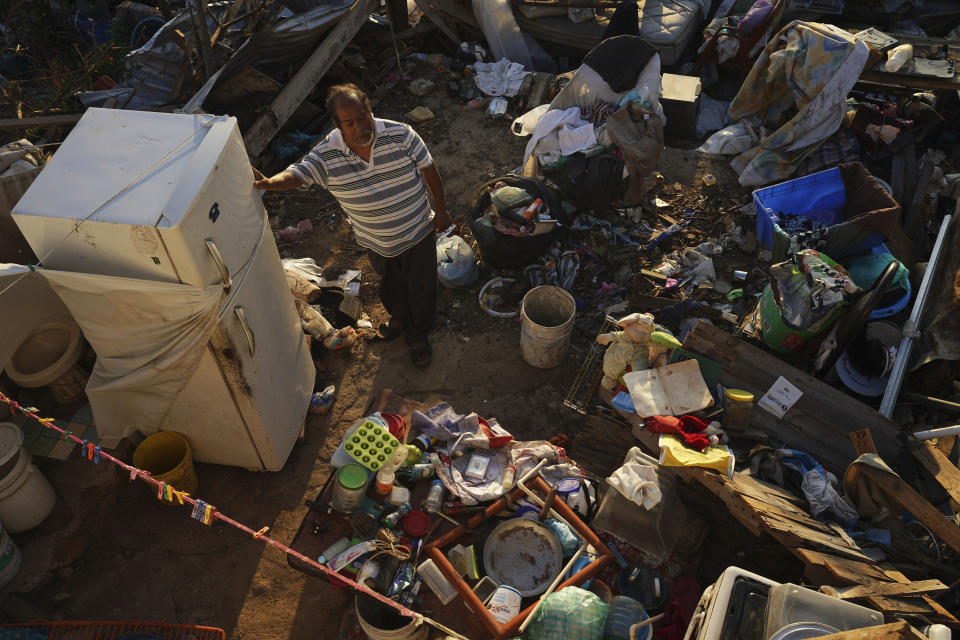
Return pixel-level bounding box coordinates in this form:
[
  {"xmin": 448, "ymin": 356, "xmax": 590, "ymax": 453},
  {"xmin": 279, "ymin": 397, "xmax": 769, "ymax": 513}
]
[{"xmin": 326, "ymin": 83, "xmax": 372, "ymax": 123}]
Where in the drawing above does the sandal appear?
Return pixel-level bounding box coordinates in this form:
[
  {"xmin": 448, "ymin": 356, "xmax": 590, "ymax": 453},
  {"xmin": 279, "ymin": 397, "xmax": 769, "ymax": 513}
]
[
  {"xmin": 410, "ymin": 341, "xmax": 432, "ymax": 368},
  {"xmin": 377, "ymin": 320, "xmax": 405, "ymax": 341}
]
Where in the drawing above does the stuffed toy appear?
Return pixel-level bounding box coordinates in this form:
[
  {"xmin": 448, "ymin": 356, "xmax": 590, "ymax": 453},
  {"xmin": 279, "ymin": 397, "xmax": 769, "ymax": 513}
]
[{"xmin": 597, "ymin": 313, "xmax": 683, "ymax": 391}]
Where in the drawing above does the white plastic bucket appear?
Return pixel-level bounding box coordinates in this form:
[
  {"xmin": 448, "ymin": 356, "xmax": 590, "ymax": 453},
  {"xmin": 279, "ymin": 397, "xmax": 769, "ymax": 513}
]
[
  {"xmin": 0, "ymin": 445, "xmax": 57, "ymax": 533},
  {"xmin": 520, "ymin": 286, "xmax": 576, "ymax": 368},
  {"xmin": 355, "ymin": 595, "xmax": 428, "ymax": 640},
  {"xmin": 0, "ymin": 522, "xmax": 22, "ymax": 589}
]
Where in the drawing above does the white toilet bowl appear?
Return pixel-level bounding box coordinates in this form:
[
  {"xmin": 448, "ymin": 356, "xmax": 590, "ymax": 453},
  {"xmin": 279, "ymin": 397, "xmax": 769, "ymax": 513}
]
[{"xmin": 0, "ymin": 267, "xmax": 85, "ymax": 389}]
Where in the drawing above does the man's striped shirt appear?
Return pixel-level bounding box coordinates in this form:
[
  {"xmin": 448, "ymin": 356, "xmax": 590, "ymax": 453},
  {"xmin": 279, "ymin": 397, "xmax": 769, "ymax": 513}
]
[{"xmin": 287, "ymin": 118, "xmax": 435, "ymax": 257}]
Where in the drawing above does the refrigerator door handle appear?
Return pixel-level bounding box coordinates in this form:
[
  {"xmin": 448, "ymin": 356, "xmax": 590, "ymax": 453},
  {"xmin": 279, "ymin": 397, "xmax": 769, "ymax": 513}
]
[
  {"xmin": 234, "ymin": 306, "xmax": 255, "ymax": 356},
  {"xmin": 205, "ymin": 239, "xmax": 232, "ymax": 291}
]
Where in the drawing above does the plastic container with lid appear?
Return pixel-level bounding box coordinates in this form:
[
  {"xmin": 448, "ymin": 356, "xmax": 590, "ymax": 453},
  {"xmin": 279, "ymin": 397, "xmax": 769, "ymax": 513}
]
[
  {"xmin": 417, "ymin": 558, "xmax": 458, "ymax": 604},
  {"xmin": 723, "ymin": 389, "xmax": 754, "ymax": 432},
  {"xmin": 764, "ymin": 583, "xmax": 883, "ymax": 638},
  {"xmin": 330, "ymin": 463, "xmax": 369, "ymax": 513},
  {"xmin": 604, "ymin": 596, "xmax": 649, "ymax": 640}
]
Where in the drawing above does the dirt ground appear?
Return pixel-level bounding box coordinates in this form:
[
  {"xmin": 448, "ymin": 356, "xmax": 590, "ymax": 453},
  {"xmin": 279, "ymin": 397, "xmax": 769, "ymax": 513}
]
[{"xmin": 3, "ymin": 65, "xmax": 747, "ymax": 639}]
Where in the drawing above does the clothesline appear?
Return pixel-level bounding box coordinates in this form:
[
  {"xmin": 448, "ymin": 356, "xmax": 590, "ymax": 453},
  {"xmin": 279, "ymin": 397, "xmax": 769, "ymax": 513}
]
[{"xmin": 0, "ymin": 391, "xmax": 465, "ymax": 640}]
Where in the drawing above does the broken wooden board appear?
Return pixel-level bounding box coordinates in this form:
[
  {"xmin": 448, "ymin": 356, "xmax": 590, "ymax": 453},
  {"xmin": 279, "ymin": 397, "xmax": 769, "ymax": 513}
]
[
  {"xmin": 413, "ymin": 0, "xmax": 460, "ymax": 45},
  {"xmin": 243, "ymin": 0, "xmax": 379, "ymax": 158},
  {"xmin": 911, "ymin": 440, "xmax": 960, "ymax": 506},
  {"xmin": 0, "ymin": 114, "xmax": 83, "ymax": 130},
  {"xmin": 832, "ymin": 579, "xmax": 948, "ymax": 600},
  {"xmin": 682, "ymin": 321, "xmax": 901, "ymax": 475},
  {"xmin": 818, "ymin": 621, "xmax": 925, "ymax": 640},
  {"xmin": 849, "ymin": 460, "xmax": 960, "ymax": 556}
]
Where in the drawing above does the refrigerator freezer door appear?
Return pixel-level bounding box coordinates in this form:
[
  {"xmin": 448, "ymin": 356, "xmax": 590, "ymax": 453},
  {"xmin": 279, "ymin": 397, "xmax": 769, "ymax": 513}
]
[{"xmin": 11, "ymin": 109, "xmax": 261, "ymax": 287}]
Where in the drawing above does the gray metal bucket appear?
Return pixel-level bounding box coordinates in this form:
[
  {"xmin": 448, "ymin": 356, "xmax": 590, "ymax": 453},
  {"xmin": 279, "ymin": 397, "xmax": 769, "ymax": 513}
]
[{"xmin": 520, "ymin": 286, "xmax": 576, "ymax": 369}]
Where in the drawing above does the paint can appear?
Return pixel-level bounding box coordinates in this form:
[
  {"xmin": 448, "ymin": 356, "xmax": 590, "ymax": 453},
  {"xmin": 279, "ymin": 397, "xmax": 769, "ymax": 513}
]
[{"xmin": 487, "ymin": 585, "xmax": 522, "ymax": 624}]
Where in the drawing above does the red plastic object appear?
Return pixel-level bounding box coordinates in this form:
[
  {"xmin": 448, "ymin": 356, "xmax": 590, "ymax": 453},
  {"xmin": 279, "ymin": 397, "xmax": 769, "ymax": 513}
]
[
  {"xmin": 381, "ymin": 412, "xmax": 406, "ymax": 439},
  {"xmin": 478, "ymin": 417, "xmax": 511, "ymax": 448},
  {"xmin": 401, "ymin": 509, "xmax": 430, "ymax": 537},
  {"xmin": 1, "ymin": 621, "xmax": 225, "ymax": 640}
]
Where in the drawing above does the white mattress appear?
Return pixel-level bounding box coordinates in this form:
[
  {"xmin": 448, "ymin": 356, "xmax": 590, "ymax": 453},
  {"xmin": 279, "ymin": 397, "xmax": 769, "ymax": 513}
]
[{"xmin": 516, "ymin": 0, "xmax": 703, "ymax": 65}]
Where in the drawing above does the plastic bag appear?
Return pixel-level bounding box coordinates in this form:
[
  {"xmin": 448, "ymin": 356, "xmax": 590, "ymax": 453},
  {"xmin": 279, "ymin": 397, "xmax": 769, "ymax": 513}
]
[
  {"xmin": 436, "ymin": 235, "xmax": 479, "ymax": 289},
  {"xmin": 512, "ymin": 104, "xmax": 550, "ymax": 136},
  {"xmin": 524, "ymin": 587, "xmax": 609, "ymax": 640}
]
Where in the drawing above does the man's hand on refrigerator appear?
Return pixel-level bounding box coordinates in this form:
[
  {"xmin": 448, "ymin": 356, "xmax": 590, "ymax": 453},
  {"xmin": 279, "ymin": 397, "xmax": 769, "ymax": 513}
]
[{"xmin": 252, "ymin": 167, "xmax": 269, "ymax": 190}]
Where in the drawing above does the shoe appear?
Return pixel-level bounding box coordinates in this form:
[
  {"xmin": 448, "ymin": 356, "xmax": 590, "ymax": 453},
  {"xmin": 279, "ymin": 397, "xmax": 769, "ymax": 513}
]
[{"xmin": 410, "ymin": 341, "xmax": 432, "ymax": 367}]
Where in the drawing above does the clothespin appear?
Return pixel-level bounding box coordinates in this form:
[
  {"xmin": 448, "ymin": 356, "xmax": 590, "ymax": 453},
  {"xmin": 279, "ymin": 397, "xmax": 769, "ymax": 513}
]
[
  {"xmin": 129, "ymin": 468, "xmax": 139, "ymax": 482},
  {"xmin": 92, "ymin": 445, "xmax": 101, "ymax": 464},
  {"xmin": 63, "ymin": 430, "xmax": 71, "ymax": 441},
  {"xmin": 191, "ymin": 500, "xmax": 215, "ymax": 525},
  {"xmin": 253, "ymin": 526, "xmax": 269, "ymax": 539},
  {"xmin": 158, "ymin": 481, "xmax": 167, "ymax": 500},
  {"xmin": 81, "ymin": 440, "xmax": 90, "ymax": 460}
]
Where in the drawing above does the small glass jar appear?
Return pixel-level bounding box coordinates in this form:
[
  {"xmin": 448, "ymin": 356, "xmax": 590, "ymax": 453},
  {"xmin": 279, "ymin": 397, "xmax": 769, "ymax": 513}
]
[
  {"xmin": 330, "ymin": 463, "xmax": 369, "ymax": 513},
  {"xmin": 724, "ymin": 389, "xmax": 754, "ymax": 432}
]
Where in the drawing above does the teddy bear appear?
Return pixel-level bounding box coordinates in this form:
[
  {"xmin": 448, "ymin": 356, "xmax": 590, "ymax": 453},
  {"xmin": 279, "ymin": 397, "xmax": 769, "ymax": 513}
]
[{"xmin": 597, "ymin": 313, "xmax": 677, "ymax": 391}]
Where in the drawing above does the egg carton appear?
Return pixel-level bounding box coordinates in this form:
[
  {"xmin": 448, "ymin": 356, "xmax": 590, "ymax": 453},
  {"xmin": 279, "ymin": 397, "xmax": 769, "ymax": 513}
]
[{"xmin": 343, "ymin": 421, "xmax": 400, "ymax": 470}]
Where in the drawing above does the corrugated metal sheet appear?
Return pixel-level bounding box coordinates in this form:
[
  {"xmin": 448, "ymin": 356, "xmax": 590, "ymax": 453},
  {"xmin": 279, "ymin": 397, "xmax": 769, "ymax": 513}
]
[{"xmin": 80, "ymin": 0, "xmax": 357, "ymax": 111}]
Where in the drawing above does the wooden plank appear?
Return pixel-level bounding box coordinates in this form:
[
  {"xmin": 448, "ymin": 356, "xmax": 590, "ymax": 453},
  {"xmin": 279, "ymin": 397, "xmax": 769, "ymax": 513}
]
[
  {"xmin": 731, "ymin": 472, "xmax": 807, "ymax": 506},
  {"xmin": 759, "ymin": 514, "xmax": 874, "ymax": 562},
  {"xmin": 912, "ymin": 441, "xmax": 960, "ymax": 506},
  {"xmin": 243, "ymin": 0, "xmax": 379, "ymax": 157},
  {"xmin": 413, "ymin": 0, "xmax": 460, "ymax": 45},
  {"xmin": 818, "ymin": 622, "xmax": 924, "ymax": 640},
  {"xmin": 190, "ymin": 1, "xmax": 215, "ymax": 79},
  {"xmin": 0, "ymin": 114, "xmax": 83, "ymax": 130},
  {"xmin": 835, "ymin": 579, "xmax": 948, "ymax": 600},
  {"xmin": 794, "ymin": 549, "xmax": 890, "ymax": 584},
  {"xmin": 682, "ymin": 322, "xmax": 901, "ymax": 475},
  {"xmin": 425, "ymin": 0, "xmax": 479, "ymax": 28},
  {"xmin": 852, "ymin": 461, "xmax": 960, "ymax": 556},
  {"xmin": 850, "ymin": 429, "xmax": 878, "ymax": 455}
]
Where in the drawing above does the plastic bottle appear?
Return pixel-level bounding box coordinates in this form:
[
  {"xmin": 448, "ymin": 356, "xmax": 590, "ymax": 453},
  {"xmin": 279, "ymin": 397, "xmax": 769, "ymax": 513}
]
[
  {"xmin": 604, "ymin": 596, "xmax": 648, "ymax": 640},
  {"xmin": 501, "ymin": 464, "xmax": 517, "ymax": 492},
  {"xmin": 318, "ymin": 537, "xmax": 351, "ymax": 564},
  {"xmin": 423, "ymin": 479, "xmax": 445, "ymax": 513},
  {"xmin": 885, "ymin": 44, "xmax": 913, "ymax": 72},
  {"xmin": 372, "ymin": 446, "xmax": 409, "ymax": 500},
  {"xmin": 464, "ymin": 97, "xmax": 484, "ymax": 110}
]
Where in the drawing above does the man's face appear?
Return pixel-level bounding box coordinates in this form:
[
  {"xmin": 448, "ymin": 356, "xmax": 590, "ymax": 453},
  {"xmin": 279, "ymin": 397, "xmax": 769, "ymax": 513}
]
[{"xmin": 335, "ymin": 99, "xmax": 376, "ymax": 149}]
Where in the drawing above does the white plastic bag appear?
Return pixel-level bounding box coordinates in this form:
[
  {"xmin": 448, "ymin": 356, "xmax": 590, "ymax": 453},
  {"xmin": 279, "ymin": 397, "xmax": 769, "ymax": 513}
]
[
  {"xmin": 511, "ymin": 104, "xmax": 550, "ymax": 136},
  {"xmin": 436, "ymin": 235, "xmax": 479, "ymax": 289}
]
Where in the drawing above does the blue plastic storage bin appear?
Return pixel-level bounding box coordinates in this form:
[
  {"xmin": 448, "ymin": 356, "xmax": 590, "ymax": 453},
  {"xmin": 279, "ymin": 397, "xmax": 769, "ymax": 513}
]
[
  {"xmin": 753, "ymin": 164, "xmax": 896, "ymax": 259},
  {"xmin": 753, "ymin": 167, "xmax": 847, "ymax": 250}
]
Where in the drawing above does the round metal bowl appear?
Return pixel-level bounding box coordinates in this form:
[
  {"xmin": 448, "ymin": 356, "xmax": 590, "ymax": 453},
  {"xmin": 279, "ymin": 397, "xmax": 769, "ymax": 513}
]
[{"xmin": 482, "ymin": 518, "xmax": 563, "ymax": 597}]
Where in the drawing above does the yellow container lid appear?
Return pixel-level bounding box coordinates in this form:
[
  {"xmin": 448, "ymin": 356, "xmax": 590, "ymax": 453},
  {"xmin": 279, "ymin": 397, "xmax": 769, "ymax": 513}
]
[{"xmin": 725, "ymin": 389, "xmax": 754, "ymax": 403}]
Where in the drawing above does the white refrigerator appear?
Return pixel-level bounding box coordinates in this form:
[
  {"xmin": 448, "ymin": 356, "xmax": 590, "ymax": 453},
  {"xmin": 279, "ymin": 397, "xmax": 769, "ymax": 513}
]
[{"xmin": 12, "ymin": 108, "xmax": 314, "ymax": 471}]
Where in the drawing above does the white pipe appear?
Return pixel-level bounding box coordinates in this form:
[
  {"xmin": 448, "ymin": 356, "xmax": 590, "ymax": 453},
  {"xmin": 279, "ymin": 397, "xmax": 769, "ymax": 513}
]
[
  {"xmin": 518, "ymin": 544, "xmax": 587, "ymax": 633},
  {"xmin": 912, "ymin": 424, "xmax": 960, "ymax": 441},
  {"xmin": 880, "ymin": 215, "xmax": 953, "ymax": 417},
  {"xmin": 630, "ymin": 613, "xmax": 666, "ymax": 640}
]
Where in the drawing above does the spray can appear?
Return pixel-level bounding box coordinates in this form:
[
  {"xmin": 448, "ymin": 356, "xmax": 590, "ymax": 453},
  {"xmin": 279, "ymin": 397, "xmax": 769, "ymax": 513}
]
[{"xmin": 382, "ymin": 503, "xmax": 412, "ymax": 528}]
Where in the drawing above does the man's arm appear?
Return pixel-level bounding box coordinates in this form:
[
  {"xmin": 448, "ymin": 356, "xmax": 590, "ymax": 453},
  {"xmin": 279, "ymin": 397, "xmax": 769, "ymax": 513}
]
[
  {"xmin": 253, "ymin": 168, "xmax": 305, "ymax": 191},
  {"xmin": 421, "ymin": 164, "xmax": 452, "ymax": 232}
]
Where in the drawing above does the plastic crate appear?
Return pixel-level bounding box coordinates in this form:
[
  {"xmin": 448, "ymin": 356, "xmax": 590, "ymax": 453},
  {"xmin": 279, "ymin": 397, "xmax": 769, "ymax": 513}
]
[
  {"xmin": 753, "ymin": 163, "xmax": 898, "ymax": 260},
  {"xmin": 0, "ymin": 621, "xmax": 226, "ymax": 640},
  {"xmin": 753, "ymin": 167, "xmax": 847, "ymax": 250}
]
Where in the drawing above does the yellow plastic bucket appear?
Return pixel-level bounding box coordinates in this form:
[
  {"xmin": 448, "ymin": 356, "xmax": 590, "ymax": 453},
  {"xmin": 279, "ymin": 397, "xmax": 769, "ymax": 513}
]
[{"xmin": 133, "ymin": 431, "xmax": 198, "ymax": 495}]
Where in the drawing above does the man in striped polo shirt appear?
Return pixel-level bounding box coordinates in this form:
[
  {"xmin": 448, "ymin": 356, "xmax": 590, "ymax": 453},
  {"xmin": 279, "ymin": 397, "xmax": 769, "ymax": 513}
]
[{"xmin": 254, "ymin": 84, "xmax": 451, "ymax": 367}]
